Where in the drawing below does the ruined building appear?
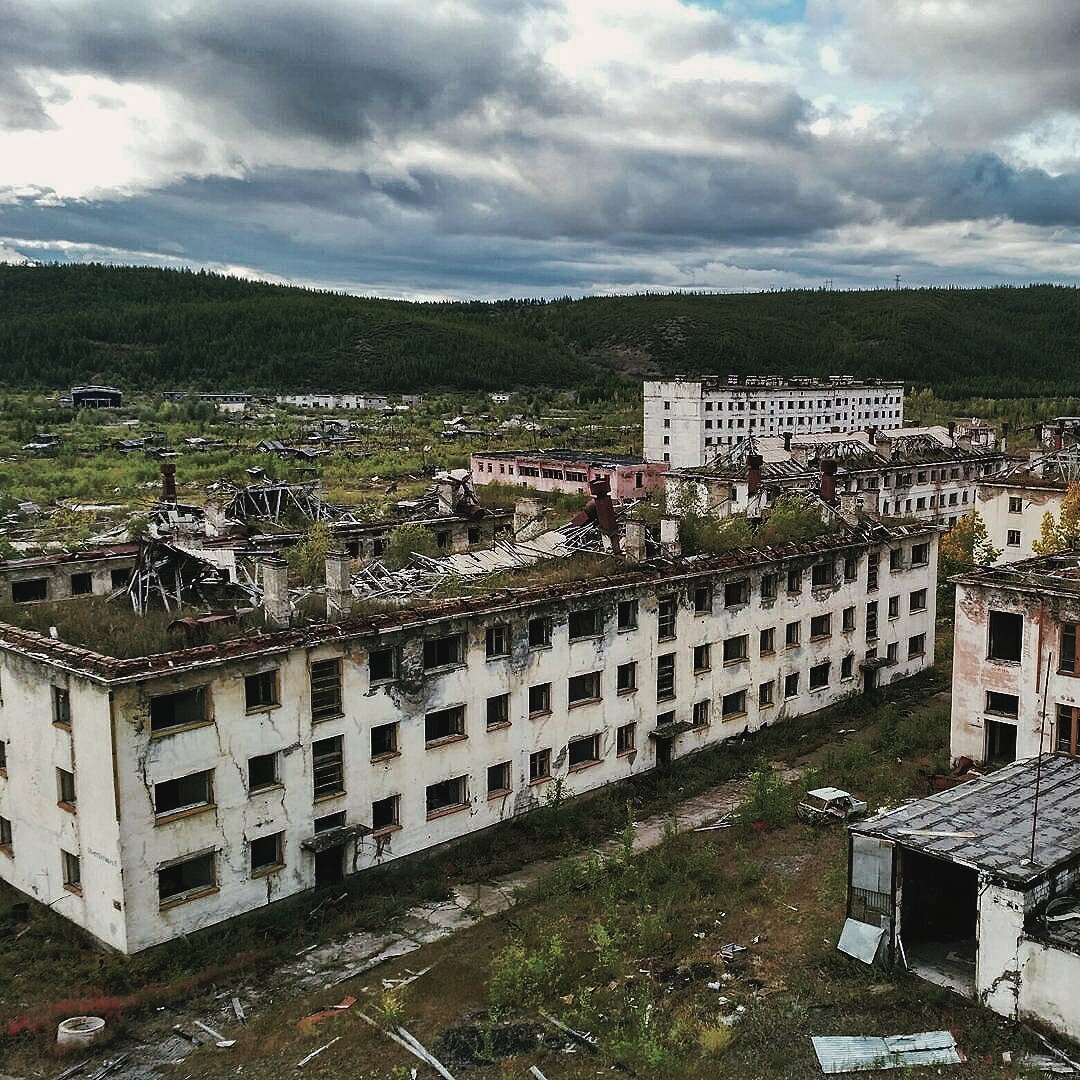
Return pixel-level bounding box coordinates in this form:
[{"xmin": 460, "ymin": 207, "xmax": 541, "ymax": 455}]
[{"xmin": 0, "ymin": 524, "xmax": 938, "ymax": 952}]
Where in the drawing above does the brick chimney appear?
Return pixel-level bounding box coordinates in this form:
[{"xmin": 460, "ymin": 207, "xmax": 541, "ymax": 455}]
[
  {"xmin": 325, "ymin": 550, "xmax": 352, "ymax": 621},
  {"xmin": 820, "ymin": 459, "xmax": 838, "ymax": 505},
  {"xmin": 746, "ymin": 454, "xmax": 764, "ymax": 496},
  {"xmin": 260, "ymin": 557, "xmax": 290, "ymax": 627},
  {"xmin": 624, "ymin": 519, "xmax": 647, "ymax": 562},
  {"xmin": 659, "ymin": 515, "xmax": 681, "ymax": 558}
]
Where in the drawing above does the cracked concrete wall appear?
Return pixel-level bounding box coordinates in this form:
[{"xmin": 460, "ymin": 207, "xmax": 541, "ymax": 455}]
[
  {"xmin": 1, "ymin": 530, "xmax": 938, "ymax": 952},
  {"xmin": 1, "ymin": 553, "xmax": 136, "ymax": 603},
  {"xmin": 0, "ymin": 648, "xmax": 125, "ymax": 950},
  {"xmin": 1016, "ymin": 935, "xmax": 1080, "ymax": 1040},
  {"xmin": 976, "ymin": 879, "xmax": 1026, "ymax": 1020}
]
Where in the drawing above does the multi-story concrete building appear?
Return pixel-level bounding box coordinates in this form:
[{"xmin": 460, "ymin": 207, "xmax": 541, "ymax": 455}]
[
  {"xmin": 951, "ymin": 552, "xmax": 1080, "ymax": 765},
  {"xmin": 0, "ymin": 525, "xmax": 937, "ymax": 951},
  {"xmin": 470, "ymin": 449, "xmax": 668, "ymax": 500},
  {"xmin": 644, "ymin": 376, "xmax": 904, "ymax": 467},
  {"xmin": 276, "ymin": 393, "xmax": 390, "ymax": 411},
  {"xmin": 665, "ymin": 428, "xmax": 1007, "ymax": 527}
]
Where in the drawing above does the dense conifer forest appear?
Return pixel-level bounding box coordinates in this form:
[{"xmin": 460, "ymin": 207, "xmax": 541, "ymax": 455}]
[{"xmin": 2, "ymin": 264, "xmax": 1079, "ymax": 396}]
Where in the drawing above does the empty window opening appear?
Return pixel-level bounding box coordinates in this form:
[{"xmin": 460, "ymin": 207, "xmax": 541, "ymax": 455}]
[
  {"xmin": 617, "ymin": 662, "xmax": 637, "ymax": 693},
  {"xmin": 785, "ymin": 621, "xmax": 800, "ymax": 647},
  {"xmin": 809, "ymin": 661, "xmax": 830, "ymax": 690},
  {"xmin": 53, "ymin": 686, "xmax": 71, "ymax": 727},
  {"xmin": 1056, "ymin": 704, "xmax": 1080, "ymax": 756},
  {"xmin": 617, "ymin": 722, "xmax": 637, "ymax": 754},
  {"xmin": 427, "ymin": 776, "xmax": 468, "ymax": 816},
  {"xmin": 760, "ymin": 627, "xmax": 775, "ymax": 655},
  {"xmin": 372, "ymin": 795, "xmax": 400, "ymax": 831},
  {"xmin": 158, "ymin": 852, "xmax": 215, "ymax": 904},
  {"xmin": 149, "ymin": 687, "xmax": 209, "ymax": 733},
  {"xmin": 528, "ymin": 617, "xmax": 552, "ymax": 648},
  {"xmin": 156, "ymin": 770, "xmax": 212, "ymax": 815},
  {"xmin": 11, "ymin": 578, "xmax": 47, "ymax": 603},
  {"xmin": 0, "ymin": 815, "xmax": 11, "ymax": 851},
  {"xmin": 487, "ymin": 761, "xmax": 512, "ymax": 796},
  {"xmin": 657, "ymin": 596, "xmax": 677, "ymax": 639},
  {"xmin": 910, "ymin": 589, "xmax": 927, "ymax": 613},
  {"xmin": 692, "ymin": 700, "xmax": 710, "ymax": 727},
  {"xmin": 568, "ymin": 734, "xmax": 601, "ymax": 769},
  {"xmin": 312, "ymin": 736, "xmax": 345, "ymax": 799},
  {"xmin": 568, "ymin": 671, "xmax": 601, "ymax": 706},
  {"xmin": 424, "ymin": 634, "xmax": 465, "ymax": 669},
  {"xmin": 245, "ymin": 670, "xmax": 278, "ymax": 711},
  {"xmin": 371, "ymin": 721, "xmax": 399, "ymax": 758},
  {"xmin": 694, "ymin": 643, "xmax": 712, "ymax": 672},
  {"xmin": 486, "ymin": 693, "xmax": 510, "ymax": 728},
  {"xmin": 810, "ymin": 614, "xmax": 831, "ymax": 639},
  {"xmin": 369, "ymin": 646, "xmax": 398, "ymax": 682},
  {"xmin": 986, "ymin": 719, "xmax": 1017, "ymax": 763},
  {"xmin": 694, "ymin": 585, "xmax": 713, "ymax": 613},
  {"xmin": 529, "ymin": 748, "xmax": 552, "ymax": 783},
  {"xmin": 811, "ymin": 563, "xmax": 832, "ymax": 588},
  {"xmin": 62, "ymin": 849, "xmax": 81, "ymax": 891},
  {"xmin": 722, "ymin": 690, "xmax": 746, "ymax": 718},
  {"xmin": 985, "ymin": 692, "xmax": 1019, "ymax": 717},
  {"xmin": 529, "ymin": 683, "xmax": 551, "ymax": 716},
  {"xmin": 57, "ymin": 768, "xmax": 77, "ymax": 807},
  {"xmin": 723, "ymin": 635, "xmax": 747, "ymax": 663},
  {"xmin": 760, "ymin": 574, "xmax": 778, "ymax": 601},
  {"xmin": 759, "ymin": 681, "xmax": 774, "ymax": 707},
  {"xmin": 426, "ymin": 705, "xmax": 466, "ymax": 744},
  {"xmin": 656, "ymin": 654, "xmax": 676, "ymax": 700},
  {"xmin": 486, "ymin": 624, "xmax": 510, "ymax": 658},
  {"xmin": 724, "ymin": 579, "xmax": 749, "ymax": 607},
  {"xmin": 569, "ymin": 608, "xmax": 601, "ymax": 640},
  {"xmin": 70, "ymin": 573, "xmax": 93, "ymax": 596},
  {"xmin": 249, "ymin": 832, "xmax": 284, "ymax": 875},
  {"xmin": 617, "ymin": 599, "xmax": 638, "ymax": 631},
  {"xmin": 247, "ymin": 753, "xmax": 279, "ymax": 791}
]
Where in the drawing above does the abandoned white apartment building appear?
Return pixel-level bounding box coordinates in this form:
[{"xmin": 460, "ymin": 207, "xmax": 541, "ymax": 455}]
[
  {"xmin": 975, "ymin": 440, "xmax": 1080, "ymax": 562},
  {"xmin": 950, "ymin": 552, "xmax": 1080, "ymax": 765},
  {"xmin": 845, "ymin": 754, "xmax": 1080, "ymax": 1042},
  {"xmin": 469, "ymin": 449, "xmax": 669, "ymax": 500},
  {"xmin": 643, "ymin": 375, "xmax": 905, "ymax": 468},
  {"xmin": 0, "ymin": 545, "xmax": 139, "ymax": 606},
  {"xmin": 275, "ymin": 393, "xmax": 391, "ymax": 411},
  {"xmin": 664, "ymin": 427, "xmax": 1007, "ymax": 527},
  {"xmin": 0, "ymin": 525, "xmax": 938, "ymax": 952}
]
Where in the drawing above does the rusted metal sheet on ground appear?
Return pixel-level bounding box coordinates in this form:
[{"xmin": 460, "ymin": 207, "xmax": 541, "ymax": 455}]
[{"xmin": 812, "ymin": 1031, "xmax": 963, "ymax": 1073}]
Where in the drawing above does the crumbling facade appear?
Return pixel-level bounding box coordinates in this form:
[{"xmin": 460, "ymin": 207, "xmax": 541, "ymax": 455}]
[
  {"xmin": 0, "ymin": 545, "xmax": 139, "ymax": 605},
  {"xmin": 0, "ymin": 526, "xmax": 938, "ymax": 952},
  {"xmin": 644, "ymin": 376, "xmax": 904, "ymax": 467},
  {"xmin": 470, "ymin": 449, "xmax": 668, "ymax": 499},
  {"xmin": 951, "ymin": 553, "xmax": 1080, "ymax": 764}
]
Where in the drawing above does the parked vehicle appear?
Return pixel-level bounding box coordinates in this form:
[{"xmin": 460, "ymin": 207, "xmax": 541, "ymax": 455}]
[{"xmin": 797, "ymin": 786, "xmax": 868, "ymax": 824}]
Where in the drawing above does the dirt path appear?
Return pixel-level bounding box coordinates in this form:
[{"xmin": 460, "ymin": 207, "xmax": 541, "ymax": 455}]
[{"xmin": 97, "ymin": 762, "xmax": 804, "ymax": 1080}]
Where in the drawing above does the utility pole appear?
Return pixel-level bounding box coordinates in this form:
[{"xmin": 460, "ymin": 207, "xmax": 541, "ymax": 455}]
[{"xmin": 894, "ymin": 273, "xmax": 901, "ymax": 290}]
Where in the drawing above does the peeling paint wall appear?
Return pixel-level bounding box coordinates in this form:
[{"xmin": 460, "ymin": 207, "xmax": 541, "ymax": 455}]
[
  {"xmin": 978, "ymin": 483, "xmax": 1065, "ymax": 563},
  {"xmin": 1016, "ymin": 936, "xmax": 1080, "ymax": 1041}
]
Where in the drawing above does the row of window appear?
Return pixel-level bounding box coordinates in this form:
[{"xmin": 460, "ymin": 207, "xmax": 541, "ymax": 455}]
[{"xmin": 10, "ymin": 567, "xmax": 130, "ymax": 604}]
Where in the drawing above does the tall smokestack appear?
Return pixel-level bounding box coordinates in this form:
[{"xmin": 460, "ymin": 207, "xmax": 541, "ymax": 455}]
[
  {"xmin": 161, "ymin": 463, "xmax": 177, "ymax": 504},
  {"xmin": 820, "ymin": 459, "xmax": 838, "ymax": 505},
  {"xmin": 746, "ymin": 454, "xmax": 764, "ymax": 496},
  {"xmin": 325, "ymin": 550, "xmax": 352, "ymax": 621},
  {"xmin": 260, "ymin": 557, "xmax": 290, "ymax": 627}
]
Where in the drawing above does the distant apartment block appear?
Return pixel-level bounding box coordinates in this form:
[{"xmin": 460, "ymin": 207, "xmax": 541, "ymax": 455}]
[
  {"xmin": 276, "ymin": 393, "xmax": 399, "ymax": 410},
  {"xmin": 644, "ymin": 375, "xmax": 904, "ymax": 467},
  {"xmin": 470, "ymin": 450, "xmax": 668, "ymax": 499}
]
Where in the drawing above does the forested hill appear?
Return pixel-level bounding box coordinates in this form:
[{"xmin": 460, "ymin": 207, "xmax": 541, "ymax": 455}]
[{"xmin": 2, "ymin": 264, "xmax": 1080, "ymax": 397}]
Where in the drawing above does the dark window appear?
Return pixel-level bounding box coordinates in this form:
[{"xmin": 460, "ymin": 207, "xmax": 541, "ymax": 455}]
[
  {"xmin": 528, "ymin": 617, "xmax": 552, "ymax": 648},
  {"xmin": 62, "ymin": 850, "xmax": 81, "ymax": 890},
  {"xmin": 245, "ymin": 670, "xmax": 278, "ymax": 711},
  {"xmin": 11, "ymin": 578, "xmax": 47, "ymax": 603},
  {"xmin": 314, "ymin": 811, "xmax": 345, "ymax": 833},
  {"xmin": 1062, "ymin": 624, "xmax": 1080, "ymax": 674},
  {"xmin": 657, "ymin": 595, "xmax": 677, "ymax": 639},
  {"xmin": 988, "ymin": 611, "xmax": 1023, "ymax": 662},
  {"xmin": 759, "ymin": 681, "xmax": 774, "ymax": 706},
  {"xmin": 811, "ymin": 562, "xmax": 832, "ymax": 588},
  {"xmin": 809, "ymin": 661, "xmax": 830, "ymax": 690},
  {"xmin": 888, "ymin": 595, "xmax": 900, "ymax": 618},
  {"xmin": 371, "ymin": 721, "xmax": 398, "ymax": 758},
  {"xmin": 568, "ymin": 671, "xmax": 601, "ymax": 706},
  {"xmin": 111, "ymin": 567, "xmax": 130, "ymax": 589},
  {"xmin": 436, "ymin": 531, "xmax": 450, "ymax": 549},
  {"xmin": 784, "ymin": 672, "xmax": 799, "ymax": 698},
  {"xmin": 370, "ymin": 646, "xmax": 398, "ymax": 682},
  {"xmin": 617, "ymin": 722, "xmax": 637, "ymax": 753},
  {"xmin": 248, "ymin": 753, "xmax": 279, "ymax": 791},
  {"xmin": 617, "ymin": 599, "xmax": 638, "ymax": 630},
  {"xmin": 786, "ymin": 569, "xmax": 801, "ymax": 593},
  {"xmin": 1009, "ymin": 497, "xmax": 1023, "ymax": 513},
  {"xmin": 760, "ymin": 627, "xmax": 775, "ymax": 655},
  {"xmin": 0, "ymin": 742, "xmax": 6, "ymax": 772},
  {"xmin": 155, "ymin": 770, "xmax": 213, "ymax": 815},
  {"xmin": 149, "ymin": 686, "xmax": 207, "ymax": 733},
  {"xmin": 57, "ymin": 768, "xmax": 76, "ymax": 806},
  {"xmin": 486, "ymin": 693, "xmax": 510, "ymax": 728},
  {"xmin": 424, "ymin": 634, "xmax": 465, "ymax": 669},
  {"xmin": 568, "ymin": 734, "xmax": 601, "ymax": 769},
  {"xmin": 810, "ymin": 614, "xmax": 831, "ymax": 639},
  {"xmin": 426, "ymin": 705, "xmax": 465, "ymax": 744},
  {"xmin": 250, "ymin": 833, "xmax": 283, "ymax": 874},
  {"xmin": 986, "ymin": 692, "xmax": 1019, "ymax": 717},
  {"xmin": 70, "ymin": 573, "xmax": 93, "ymax": 596},
  {"xmin": 760, "ymin": 574, "xmax": 777, "ymax": 601},
  {"xmin": 158, "ymin": 853, "xmax": 215, "ymax": 903},
  {"xmin": 867, "ymin": 561, "xmax": 878, "ymax": 590},
  {"xmin": 569, "ymin": 608, "xmax": 600, "ymax": 639},
  {"xmin": 889, "ymin": 548, "xmax": 903, "ymax": 572},
  {"xmin": 312, "ymin": 736, "xmax": 344, "ymax": 798},
  {"xmin": 529, "ymin": 683, "xmax": 551, "ymax": 716},
  {"xmin": 486, "ymin": 624, "xmax": 509, "ymax": 658},
  {"xmin": 426, "ymin": 776, "xmax": 467, "ymax": 815},
  {"xmin": 911, "ymin": 542, "xmax": 930, "ymax": 566},
  {"xmin": 487, "ymin": 761, "xmax": 512, "ymax": 795},
  {"xmin": 844, "ymin": 557, "xmax": 857, "ymax": 581},
  {"xmin": 724, "ymin": 579, "xmax": 749, "ymax": 607},
  {"xmin": 841, "ymin": 654, "xmax": 855, "ymax": 679},
  {"xmin": 467, "ymin": 526, "xmax": 481, "ymax": 544},
  {"xmin": 866, "ymin": 602, "xmax": 878, "ymax": 639},
  {"xmin": 0, "ymin": 815, "xmax": 10, "ymax": 848},
  {"xmin": 656, "ymin": 654, "xmax": 676, "ymax": 700},
  {"xmin": 529, "ymin": 749, "xmax": 552, "ymax": 782},
  {"xmin": 53, "ymin": 686, "xmax": 71, "ymax": 727},
  {"xmin": 723, "ymin": 635, "xmax": 747, "ymax": 663},
  {"xmin": 372, "ymin": 795, "xmax": 399, "ymax": 831},
  {"xmin": 617, "ymin": 662, "xmax": 637, "ymax": 693},
  {"xmin": 785, "ymin": 621, "xmax": 800, "ymax": 647},
  {"xmin": 695, "ymin": 585, "xmax": 713, "ymax": 613},
  {"xmin": 692, "ymin": 700, "xmax": 710, "ymax": 727},
  {"xmin": 1007, "ymin": 529, "xmax": 1021, "ymax": 547},
  {"xmin": 842, "ymin": 606, "xmax": 856, "ymax": 631},
  {"xmin": 694, "ymin": 643, "xmax": 712, "ymax": 671},
  {"xmin": 987, "ymin": 719, "xmax": 1017, "ymax": 763},
  {"xmin": 722, "ymin": 690, "xmax": 746, "ymax": 717},
  {"xmin": 310, "ymin": 659, "xmax": 342, "ymax": 720},
  {"xmin": 908, "ymin": 634, "xmax": 926, "ymax": 658},
  {"xmin": 910, "ymin": 589, "xmax": 927, "ymax": 613}
]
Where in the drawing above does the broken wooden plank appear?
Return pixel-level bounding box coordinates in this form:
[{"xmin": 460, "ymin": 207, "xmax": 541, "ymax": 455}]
[
  {"xmin": 396, "ymin": 1025, "xmax": 456, "ymax": 1080},
  {"xmin": 231, "ymin": 997, "xmax": 246, "ymax": 1023},
  {"xmin": 357, "ymin": 1014, "xmax": 456, "ymax": 1079},
  {"xmin": 193, "ymin": 1019, "xmax": 236, "ymax": 1047},
  {"xmin": 529, "ymin": 1067, "xmax": 550, "ymax": 1080},
  {"xmin": 296, "ymin": 1036, "xmax": 340, "ymax": 1068},
  {"xmin": 51, "ymin": 1059, "xmax": 91, "ymax": 1080},
  {"xmin": 538, "ymin": 1010, "xmax": 599, "ymax": 1052}
]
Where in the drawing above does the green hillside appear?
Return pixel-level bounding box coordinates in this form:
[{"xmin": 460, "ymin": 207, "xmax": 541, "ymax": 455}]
[{"xmin": 2, "ymin": 264, "xmax": 1079, "ymax": 397}]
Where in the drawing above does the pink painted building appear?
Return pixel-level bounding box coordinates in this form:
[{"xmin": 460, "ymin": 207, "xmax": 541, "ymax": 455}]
[{"xmin": 470, "ymin": 449, "xmax": 668, "ymax": 499}]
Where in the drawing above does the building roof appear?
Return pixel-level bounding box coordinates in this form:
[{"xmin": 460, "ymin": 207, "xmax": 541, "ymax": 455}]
[
  {"xmin": 646, "ymin": 375, "xmax": 903, "ymax": 391},
  {"xmin": 953, "ymin": 551, "xmax": 1080, "ymax": 599},
  {"xmin": 472, "ymin": 448, "xmax": 649, "ymax": 467},
  {"xmin": 852, "ymin": 755, "xmax": 1080, "ymax": 885}
]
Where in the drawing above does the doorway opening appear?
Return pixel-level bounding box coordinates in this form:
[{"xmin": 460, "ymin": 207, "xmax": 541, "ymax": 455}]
[{"xmin": 314, "ymin": 844, "xmax": 345, "ymax": 886}]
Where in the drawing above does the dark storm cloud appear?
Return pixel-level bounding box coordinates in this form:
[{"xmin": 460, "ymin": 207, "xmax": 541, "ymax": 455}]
[{"xmin": 1, "ymin": 0, "xmax": 571, "ymax": 143}]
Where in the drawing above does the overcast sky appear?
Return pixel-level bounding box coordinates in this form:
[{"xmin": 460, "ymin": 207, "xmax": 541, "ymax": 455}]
[{"xmin": 2, "ymin": 0, "xmax": 1079, "ymax": 298}]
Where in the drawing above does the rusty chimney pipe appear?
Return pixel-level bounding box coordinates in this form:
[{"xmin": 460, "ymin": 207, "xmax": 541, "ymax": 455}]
[
  {"xmin": 161, "ymin": 463, "xmax": 177, "ymax": 504},
  {"xmin": 746, "ymin": 454, "xmax": 764, "ymax": 496},
  {"xmin": 820, "ymin": 459, "xmax": 838, "ymax": 505}
]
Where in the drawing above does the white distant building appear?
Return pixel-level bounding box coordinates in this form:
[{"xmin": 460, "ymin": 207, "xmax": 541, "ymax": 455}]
[
  {"xmin": 644, "ymin": 376, "xmax": 905, "ymax": 468},
  {"xmin": 276, "ymin": 393, "xmax": 389, "ymax": 410}
]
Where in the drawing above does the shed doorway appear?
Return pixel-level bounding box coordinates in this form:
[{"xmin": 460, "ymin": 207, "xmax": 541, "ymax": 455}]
[
  {"xmin": 314, "ymin": 844, "xmax": 345, "ymax": 886},
  {"xmin": 899, "ymin": 849, "xmax": 977, "ymax": 995}
]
